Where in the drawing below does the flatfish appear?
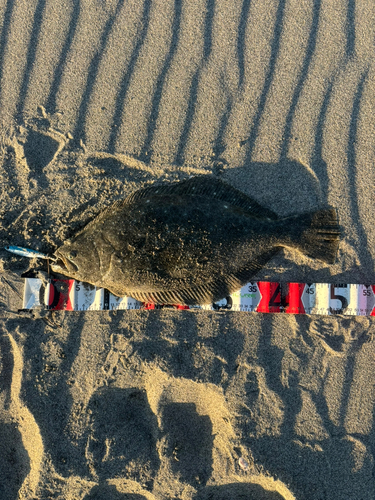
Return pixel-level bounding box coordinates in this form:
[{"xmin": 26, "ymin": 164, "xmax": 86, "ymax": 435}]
[{"xmin": 51, "ymin": 176, "xmax": 340, "ymax": 305}]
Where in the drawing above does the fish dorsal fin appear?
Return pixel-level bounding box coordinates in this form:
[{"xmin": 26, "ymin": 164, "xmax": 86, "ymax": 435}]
[
  {"xmin": 70, "ymin": 199, "xmax": 126, "ymax": 238},
  {"xmin": 125, "ymin": 176, "xmax": 278, "ymax": 220}
]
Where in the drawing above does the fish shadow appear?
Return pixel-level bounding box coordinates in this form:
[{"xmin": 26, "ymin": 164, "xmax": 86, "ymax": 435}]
[{"xmin": 223, "ymin": 160, "xmax": 325, "ymax": 216}]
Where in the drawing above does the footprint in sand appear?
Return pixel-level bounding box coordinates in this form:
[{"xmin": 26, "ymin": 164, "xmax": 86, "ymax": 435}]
[
  {"xmin": 80, "ymin": 373, "xmax": 294, "ymax": 500},
  {"xmin": 0, "ymin": 422, "xmax": 30, "ymax": 500},
  {"xmin": 12, "ymin": 110, "xmax": 66, "ymax": 190},
  {"xmin": 161, "ymin": 402, "xmax": 213, "ymax": 487},
  {"xmin": 84, "ymin": 387, "xmax": 160, "ymax": 490},
  {"xmin": 0, "ymin": 112, "xmax": 68, "ymax": 255},
  {"xmin": 194, "ymin": 483, "xmax": 288, "ymax": 500},
  {"xmin": 23, "ymin": 128, "xmax": 64, "ymax": 175},
  {"xmin": 83, "ymin": 482, "xmax": 152, "ymax": 500}
]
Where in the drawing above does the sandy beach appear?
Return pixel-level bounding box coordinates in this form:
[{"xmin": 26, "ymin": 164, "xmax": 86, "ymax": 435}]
[{"xmin": 1, "ymin": 0, "xmax": 375, "ymax": 498}]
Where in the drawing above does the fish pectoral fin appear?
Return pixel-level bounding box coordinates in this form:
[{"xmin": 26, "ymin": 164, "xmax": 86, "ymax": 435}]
[
  {"xmin": 125, "ymin": 176, "xmax": 279, "ymax": 220},
  {"xmin": 128, "ymin": 248, "xmax": 283, "ymax": 306}
]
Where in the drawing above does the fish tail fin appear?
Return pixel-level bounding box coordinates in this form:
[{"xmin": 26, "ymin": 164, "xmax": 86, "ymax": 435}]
[{"xmin": 297, "ymin": 208, "xmax": 340, "ymax": 264}]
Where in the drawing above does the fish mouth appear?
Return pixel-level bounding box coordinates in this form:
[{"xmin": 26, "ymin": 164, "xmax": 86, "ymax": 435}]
[{"xmin": 51, "ymin": 252, "xmax": 79, "ymax": 275}]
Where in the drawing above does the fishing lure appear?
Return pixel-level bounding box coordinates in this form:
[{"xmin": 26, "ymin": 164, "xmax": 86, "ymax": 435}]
[{"xmin": 4, "ymin": 245, "xmax": 56, "ymax": 261}]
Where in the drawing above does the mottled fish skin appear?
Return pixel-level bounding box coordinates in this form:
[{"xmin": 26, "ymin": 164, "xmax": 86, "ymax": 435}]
[{"xmin": 51, "ymin": 176, "xmax": 340, "ymax": 305}]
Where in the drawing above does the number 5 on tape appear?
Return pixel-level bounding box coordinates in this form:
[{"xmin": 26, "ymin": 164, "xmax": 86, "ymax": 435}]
[{"xmin": 284, "ymin": 283, "xmax": 375, "ymax": 316}]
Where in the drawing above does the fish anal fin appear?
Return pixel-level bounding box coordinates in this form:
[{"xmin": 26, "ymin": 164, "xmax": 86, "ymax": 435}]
[{"xmin": 128, "ymin": 247, "xmax": 282, "ymax": 305}]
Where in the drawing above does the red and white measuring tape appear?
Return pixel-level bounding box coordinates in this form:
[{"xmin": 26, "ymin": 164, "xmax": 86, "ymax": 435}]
[{"xmin": 22, "ymin": 278, "xmax": 375, "ymax": 316}]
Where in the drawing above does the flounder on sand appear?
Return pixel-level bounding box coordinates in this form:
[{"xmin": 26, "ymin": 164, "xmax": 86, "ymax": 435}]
[{"xmin": 51, "ymin": 176, "xmax": 340, "ymax": 305}]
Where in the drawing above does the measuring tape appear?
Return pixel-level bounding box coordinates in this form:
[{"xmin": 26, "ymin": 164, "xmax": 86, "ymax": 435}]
[{"xmin": 22, "ymin": 278, "xmax": 375, "ymax": 316}]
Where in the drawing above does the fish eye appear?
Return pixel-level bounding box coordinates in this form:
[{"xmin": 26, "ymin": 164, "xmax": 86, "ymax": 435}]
[{"xmin": 69, "ymin": 250, "xmax": 77, "ymax": 259}]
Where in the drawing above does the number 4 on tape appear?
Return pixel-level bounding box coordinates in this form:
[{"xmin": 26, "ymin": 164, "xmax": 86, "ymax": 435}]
[{"xmin": 21, "ymin": 279, "xmax": 375, "ymax": 316}]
